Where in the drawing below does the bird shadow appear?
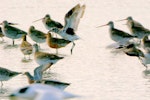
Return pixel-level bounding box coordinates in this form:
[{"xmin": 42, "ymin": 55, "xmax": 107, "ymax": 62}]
[
  {"xmin": 43, "ymin": 71, "xmax": 59, "ymax": 79},
  {"xmin": 0, "ymin": 41, "xmax": 6, "ymax": 44},
  {"xmin": 57, "ymin": 53, "xmax": 68, "ymax": 57},
  {"xmin": 0, "ymin": 88, "xmax": 12, "ymax": 100},
  {"xmin": 142, "ymin": 69, "xmax": 150, "ymax": 79},
  {"xmin": 21, "ymin": 59, "xmax": 33, "ymax": 63},
  {"xmin": 0, "ymin": 87, "xmax": 8, "ymax": 95},
  {"xmin": 3, "ymin": 44, "xmax": 19, "ymax": 49}
]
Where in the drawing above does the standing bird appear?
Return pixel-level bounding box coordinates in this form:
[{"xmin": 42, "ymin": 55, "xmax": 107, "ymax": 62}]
[
  {"xmin": 28, "ymin": 26, "xmax": 47, "ymax": 46},
  {"xmin": 42, "ymin": 14, "xmax": 63, "ymax": 31},
  {"xmin": 20, "ymin": 35, "xmax": 33, "ymax": 61},
  {"xmin": 33, "ymin": 44, "xmax": 64, "ymax": 66},
  {"xmin": 9, "ymin": 84, "xmax": 78, "ymax": 100},
  {"xmin": 117, "ymin": 16, "xmax": 150, "ymax": 39},
  {"xmin": 33, "ymin": 14, "xmax": 63, "ymax": 31},
  {"xmin": 46, "ymin": 32, "xmax": 75, "ymax": 54},
  {"xmin": 0, "ymin": 67, "xmax": 21, "ymax": 92},
  {"xmin": 97, "ymin": 21, "xmax": 137, "ymax": 44},
  {"xmin": 0, "ymin": 20, "xmax": 27, "ymax": 46}
]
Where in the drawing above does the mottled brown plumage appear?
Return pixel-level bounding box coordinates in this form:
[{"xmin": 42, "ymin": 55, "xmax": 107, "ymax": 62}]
[
  {"xmin": 46, "ymin": 32, "xmax": 75, "ymax": 54},
  {"xmin": 20, "ymin": 35, "xmax": 33, "ymax": 60}
]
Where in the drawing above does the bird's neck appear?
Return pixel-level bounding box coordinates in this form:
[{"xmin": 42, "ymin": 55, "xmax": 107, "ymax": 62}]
[
  {"xmin": 43, "ymin": 18, "xmax": 52, "ymax": 24},
  {"xmin": 47, "ymin": 33, "xmax": 52, "ymax": 41},
  {"xmin": 128, "ymin": 20, "xmax": 134, "ymax": 27},
  {"xmin": 109, "ymin": 23, "xmax": 114, "ymax": 29},
  {"xmin": 29, "ymin": 28, "xmax": 34, "ymax": 34},
  {"xmin": 109, "ymin": 25, "xmax": 114, "ymax": 32},
  {"xmin": 25, "ymin": 72, "xmax": 34, "ymax": 79},
  {"xmin": 2, "ymin": 23, "xmax": 8, "ymax": 28},
  {"xmin": 23, "ymin": 36, "xmax": 27, "ymax": 41},
  {"xmin": 34, "ymin": 46, "xmax": 39, "ymax": 52}
]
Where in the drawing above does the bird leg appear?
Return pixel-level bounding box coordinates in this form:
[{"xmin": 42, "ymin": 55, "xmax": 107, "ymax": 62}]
[
  {"xmin": 138, "ymin": 57, "xmax": 148, "ymax": 69},
  {"xmin": 0, "ymin": 81, "xmax": 4, "ymax": 93},
  {"xmin": 56, "ymin": 48, "xmax": 58, "ymax": 55},
  {"xmin": 24, "ymin": 55, "xmax": 26, "ymax": 60},
  {"xmin": 71, "ymin": 42, "xmax": 75, "ymax": 54},
  {"xmin": 42, "ymin": 63, "xmax": 53, "ymax": 72},
  {"xmin": 36, "ymin": 43, "xmax": 41, "ymax": 50},
  {"xmin": 12, "ymin": 39, "xmax": 15, "ymax": 46},
  {"xmin": 28, "ymin": 55, "xmax": 31, "ymax": 60},
  {"xmin": 47, "ymin": 63, "xmax": 53, "ymax": 73}
]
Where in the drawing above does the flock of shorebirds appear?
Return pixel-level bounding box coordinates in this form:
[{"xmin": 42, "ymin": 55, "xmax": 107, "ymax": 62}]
[
  {"xmin": 1, "ymin": 3, "xmax": 150, "ymax": 100},
  {"xmin": 0, "ymin": 3, "xmax": 86, "ymax": 100},
  {"xmin": 97, "ymin": 16, "xmax": 150, "ymax": 69}
]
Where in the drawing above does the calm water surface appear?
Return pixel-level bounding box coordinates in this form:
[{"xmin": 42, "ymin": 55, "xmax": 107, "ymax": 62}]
[{"xmin": 0, "ymin": 0, "xmax": 150, "ymax": 100}]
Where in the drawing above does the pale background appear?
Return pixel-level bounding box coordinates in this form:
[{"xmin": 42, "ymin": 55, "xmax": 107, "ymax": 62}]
[{"xmin": 0, "ymin": 0, "xmax": 150, "ymax": 100}]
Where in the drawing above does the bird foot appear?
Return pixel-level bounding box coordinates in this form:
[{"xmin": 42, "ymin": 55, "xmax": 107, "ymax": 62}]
[
  {"xmin": 3, "ymin": 44, "xmax": 18, "ymax": 49},
  {"xmin": 21, "ymin": 58, "xmax": 32, "ymax": 63}
]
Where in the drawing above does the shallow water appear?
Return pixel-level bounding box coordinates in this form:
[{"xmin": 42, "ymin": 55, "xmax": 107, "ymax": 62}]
[{"xmin": 0, "ymin": 0, "xmax": 150, "ymax": 100}]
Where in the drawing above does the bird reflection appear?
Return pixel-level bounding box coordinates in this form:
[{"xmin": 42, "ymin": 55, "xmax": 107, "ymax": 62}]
[{"xmin": 142, "ymin": 69, "xmax": 150, "ymax": 79}]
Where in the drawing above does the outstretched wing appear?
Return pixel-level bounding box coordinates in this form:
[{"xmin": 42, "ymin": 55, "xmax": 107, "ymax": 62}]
[
  {"xmin": 64, "ymin": 4, "xmax": 86, "ymax": 31},
  {"xmin": 34, "ymin": 65, "xmax": 43, "ymax": 81}
]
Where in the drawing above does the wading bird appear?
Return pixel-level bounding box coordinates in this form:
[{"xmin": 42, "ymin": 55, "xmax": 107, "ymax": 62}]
[
  {"xmin": 46, "ymin": 32, "xmax": 75, "ymax": 54},
  {"xmin": 33, "ymin": 44, "xmax": 64, "ymax": 66},
  {"xmin": 28, "ymin": 26, "xmax": 47, "ymax": 46},
  {"xmin": 117, "ymin": 16, "xmax": 150, "ymax": 39},
  {"xmin": 0, "ymin": 20, "xmax": 27, "ymax": 46},
  {"xmin": 20, "ymin": 35, "xmax": 33, "ymax": 61},
  {"xmin": 0, "ymin": 67, "xmax": 21, "ymax": 92},
  {"xmin": 97, "ymin": 21, "xmax": 137, "ymax": 44}
]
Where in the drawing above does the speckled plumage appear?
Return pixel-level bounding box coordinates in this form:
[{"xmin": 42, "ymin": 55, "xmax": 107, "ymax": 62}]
[{"xmin": 20, "ymin": 35, "xmax": 33, "ymax": 60}]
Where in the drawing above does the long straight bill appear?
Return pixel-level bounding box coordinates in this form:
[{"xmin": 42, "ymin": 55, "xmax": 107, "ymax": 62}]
[
  {"xmin": 115, "ymin": 18, "xmax": 127, "ymax": 22},
  {"xmin": 33, "ymin": 18, "xmax": 43, "ymax": 23},
  {"xmin": 0, "ymin": 22, "xmax": 18, "ymax": 25},
  {"xmin": 8, "ymin": 22, "xmax": 18, "ymax": 25},
  {"xmin": 96, "ymin": 24, "xmax": 108, "ymax": 28}
]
